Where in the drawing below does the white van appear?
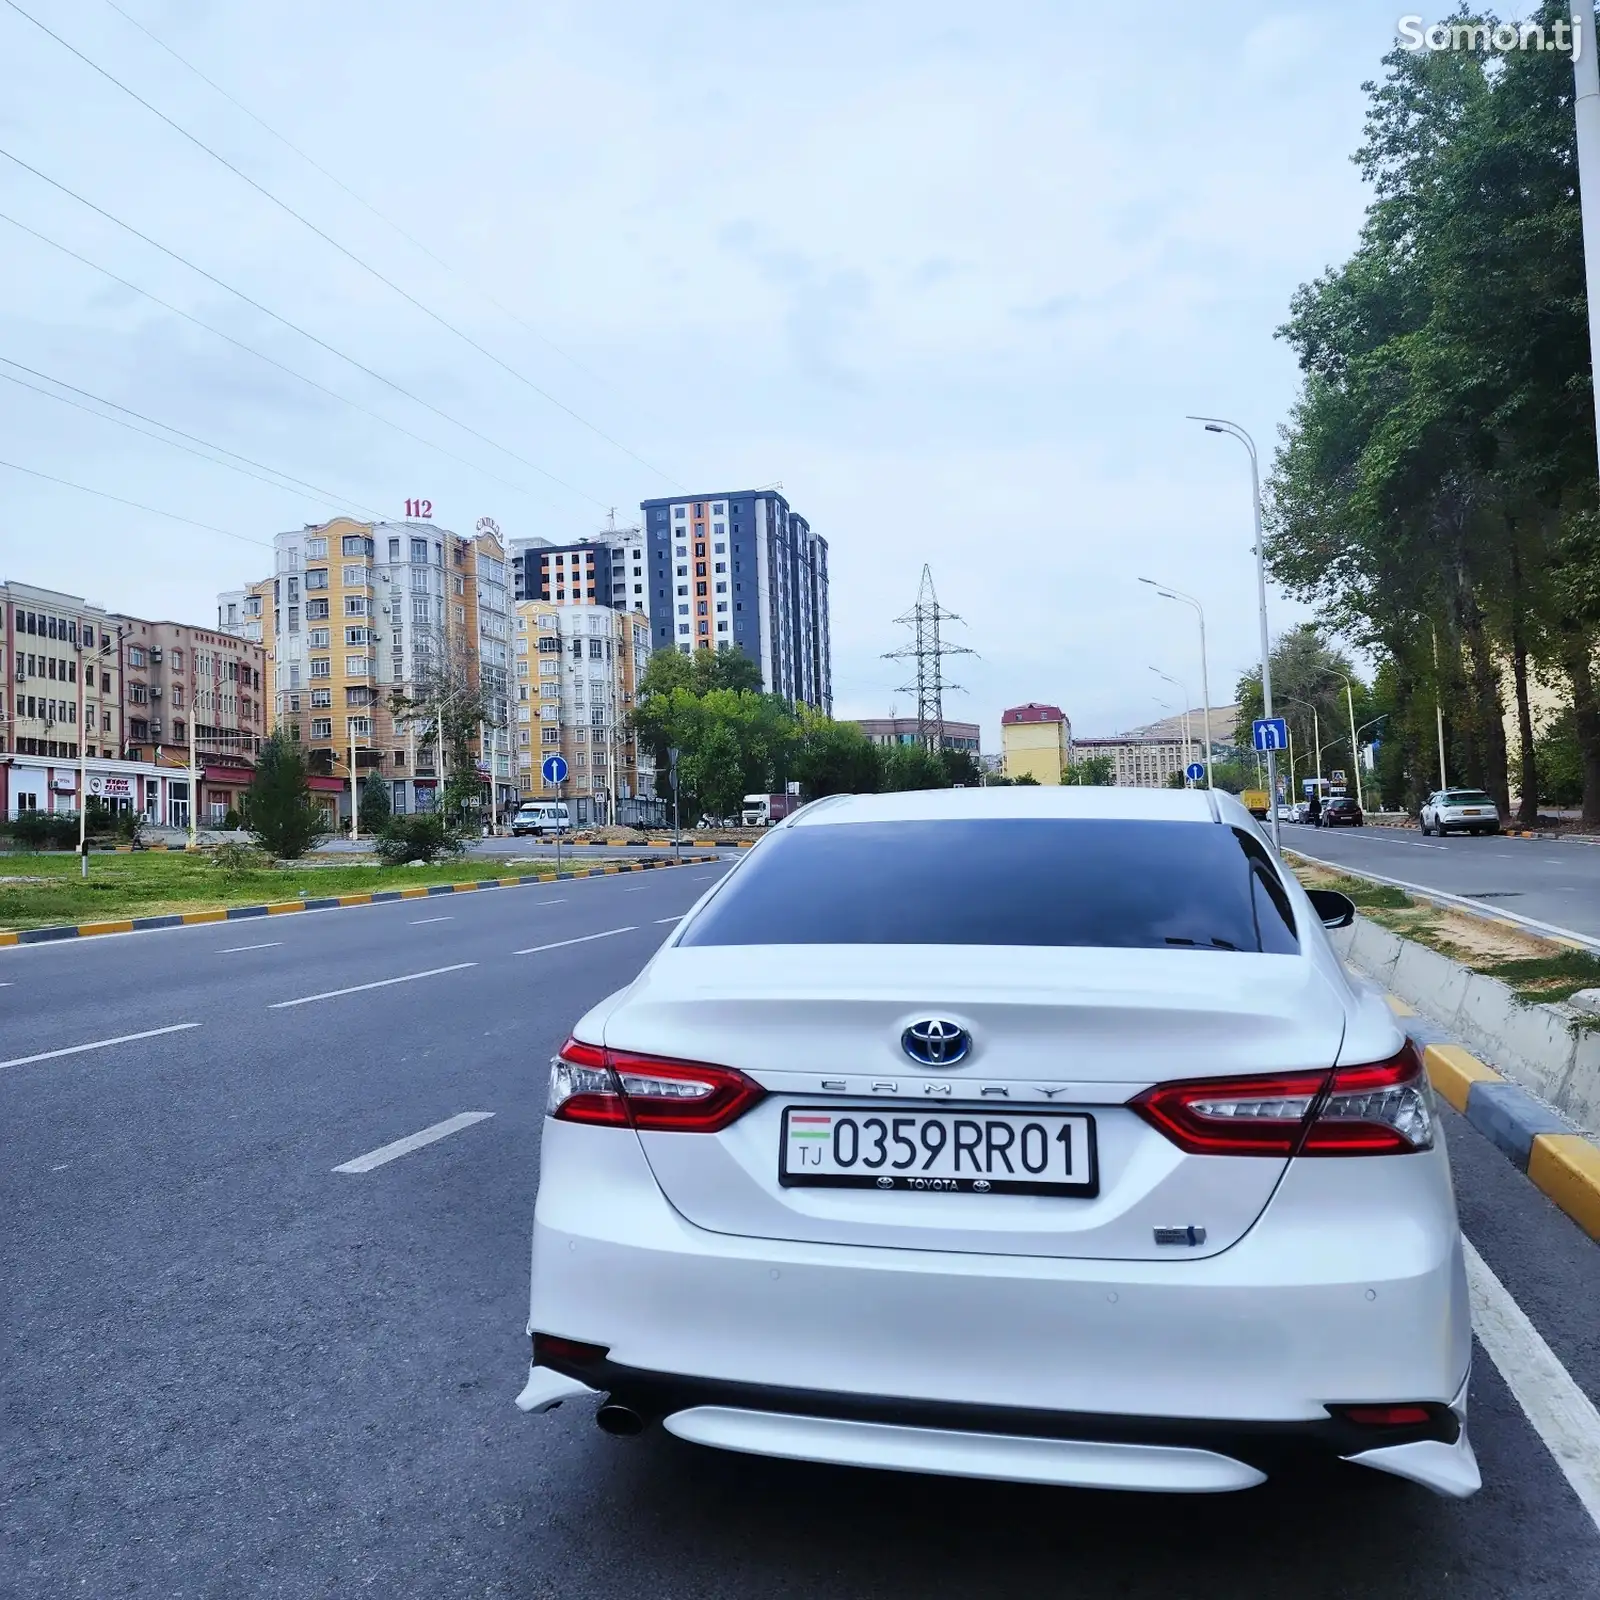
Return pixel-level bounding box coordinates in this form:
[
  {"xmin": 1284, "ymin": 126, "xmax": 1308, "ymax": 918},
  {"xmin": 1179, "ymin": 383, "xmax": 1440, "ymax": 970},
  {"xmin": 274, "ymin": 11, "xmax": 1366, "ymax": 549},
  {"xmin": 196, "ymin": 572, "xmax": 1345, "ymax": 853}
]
[{"xmin": 511, "ymin": 801, "xmax": 571, "ymax": 837}]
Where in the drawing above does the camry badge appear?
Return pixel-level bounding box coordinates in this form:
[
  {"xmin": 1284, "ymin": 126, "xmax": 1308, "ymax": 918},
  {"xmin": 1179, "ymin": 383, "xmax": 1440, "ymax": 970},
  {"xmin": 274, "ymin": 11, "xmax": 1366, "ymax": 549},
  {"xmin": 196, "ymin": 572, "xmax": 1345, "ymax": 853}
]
[{"xmin": 902, "ymin": 1018, "xmax": 971, "ymax": 1067}]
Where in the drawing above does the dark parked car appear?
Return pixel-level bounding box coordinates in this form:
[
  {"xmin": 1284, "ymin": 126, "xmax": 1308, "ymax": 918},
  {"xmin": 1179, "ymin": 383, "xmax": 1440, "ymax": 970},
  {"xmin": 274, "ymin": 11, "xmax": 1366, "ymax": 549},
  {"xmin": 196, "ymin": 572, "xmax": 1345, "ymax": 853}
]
[{"xmin": 1318, "ymin": 797, "xmax": 1364, "ymax": 828}]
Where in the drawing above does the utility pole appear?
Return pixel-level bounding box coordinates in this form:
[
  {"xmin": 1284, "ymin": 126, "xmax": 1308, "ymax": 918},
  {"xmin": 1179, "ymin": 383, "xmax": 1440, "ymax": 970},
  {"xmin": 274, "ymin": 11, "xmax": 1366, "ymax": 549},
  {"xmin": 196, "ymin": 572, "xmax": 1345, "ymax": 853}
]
[
  {"xmin": 1431, "ymin": 623, "xmax": 1449, "ymax": 791},
  {"xmin": 76, "ymin": 624, "xmax": 88, "ymax": 877},
  {"xmin": 187, "ymin": 682, "xmax": 198, "ymax": 850},
  {"xmin": 349, "ymin": 725, "xmax": 360, "ymax": 842},
  {"xmin": 883, "ymin": 566, "xmax": 976, "ymax": 752}
]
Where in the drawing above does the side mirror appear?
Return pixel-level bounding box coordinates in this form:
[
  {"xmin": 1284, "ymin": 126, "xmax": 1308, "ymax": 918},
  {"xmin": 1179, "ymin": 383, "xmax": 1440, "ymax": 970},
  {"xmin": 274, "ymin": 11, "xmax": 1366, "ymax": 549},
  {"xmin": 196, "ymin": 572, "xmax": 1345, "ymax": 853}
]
[{"xmin": 1307, "ymin": 888, "xmax": 1356, "ymax": 930}]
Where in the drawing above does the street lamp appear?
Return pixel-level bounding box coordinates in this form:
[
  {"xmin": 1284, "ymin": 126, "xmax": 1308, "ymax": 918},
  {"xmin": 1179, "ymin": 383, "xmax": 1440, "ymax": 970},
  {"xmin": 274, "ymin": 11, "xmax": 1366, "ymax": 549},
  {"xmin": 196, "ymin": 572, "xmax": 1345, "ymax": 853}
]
[
  {"xmin": 1279, "ymin": 695, "xmax": 1323, "ymax": 804},
  {"xmin": 1190, "ymin": 416, "xmax": 1277, "ymax": 847},
  {"xmin": 1325, "ymin": 670, "xmax": 1364, "ymax": 811},
  {"xmin": 1140, "ymin": 578, "xmax": 1214, "ymax": 790},
  {"xmin": 1149, "ymin": 668, "xmax": 1193, "ymax": 784}
]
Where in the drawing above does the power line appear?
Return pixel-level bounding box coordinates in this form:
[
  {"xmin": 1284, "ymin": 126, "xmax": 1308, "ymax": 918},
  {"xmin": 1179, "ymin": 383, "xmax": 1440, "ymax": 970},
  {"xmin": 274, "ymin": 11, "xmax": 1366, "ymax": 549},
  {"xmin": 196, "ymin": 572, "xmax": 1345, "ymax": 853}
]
[
  {"xmin": 0, "ymin": 355, "xmax": 390, "ymax": 518},
  {"xmin": 0, "ymin": 152, "xmax": 607, "ymax": 508},
  {"xmin": 0, "ymin": 455, "xmax": 270, "ymax": 548},
  {"xmin": 99, "ymin": 0, "xmax": 674, "ymax": 435},
  {"xmin": 4, "ymin": 0, "xmax": 685, "ymax": 489},
  {"xmin": 0, "ymin": 207, "xmax": 559, "ymax": 512}
]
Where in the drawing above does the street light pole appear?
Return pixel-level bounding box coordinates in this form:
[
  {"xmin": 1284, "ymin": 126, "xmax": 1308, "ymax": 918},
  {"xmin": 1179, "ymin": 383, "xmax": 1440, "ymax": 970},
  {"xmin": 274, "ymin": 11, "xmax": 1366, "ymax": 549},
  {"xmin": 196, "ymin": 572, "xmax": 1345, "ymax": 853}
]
[
  {"xmin": 1140, "ymin": 578, "xmax": 1214, "ymax": 790},
  {"xmin": 1150, "ymin": 669, "xmax": 1193, "ymax": 784},
  {"xmin": 1329, "ymin": 672, "xmax": 1363, "ymax": 811},
  {"xmin": 76, "ymin": 625, "xmax": 88, "ymax": 877},
  {"xmin": 1431, "ymin": 623, "xmax": 1449, "ymax": 791},
  {"xmin": 1191, "ymin": 416, "xmax": 1277, "ymax": 847}
]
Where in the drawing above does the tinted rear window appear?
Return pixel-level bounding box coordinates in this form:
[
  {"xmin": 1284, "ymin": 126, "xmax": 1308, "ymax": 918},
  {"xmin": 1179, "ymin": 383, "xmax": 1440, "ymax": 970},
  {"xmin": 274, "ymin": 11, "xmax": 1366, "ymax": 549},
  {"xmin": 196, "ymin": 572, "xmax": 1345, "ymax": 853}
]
[
  {"xmin": 1444, "ymin": 792, "xmax": 1494, "ymax": 806},
  {"xmin": 679, "ymin": 820, "xmax": 1298, "ymax": 952}
]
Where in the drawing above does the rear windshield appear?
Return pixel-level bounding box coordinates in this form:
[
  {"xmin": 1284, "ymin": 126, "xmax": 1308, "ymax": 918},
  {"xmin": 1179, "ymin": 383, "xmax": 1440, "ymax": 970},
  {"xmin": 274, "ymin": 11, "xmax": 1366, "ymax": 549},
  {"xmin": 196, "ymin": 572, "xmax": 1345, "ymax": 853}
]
[
  {"xmin": 679, "ymin": 820, "xmax": 1298, "ymax": 952},
  {"xmin": 1443, "ymin": 792, "xmax": 1494, "ymax": 806}
]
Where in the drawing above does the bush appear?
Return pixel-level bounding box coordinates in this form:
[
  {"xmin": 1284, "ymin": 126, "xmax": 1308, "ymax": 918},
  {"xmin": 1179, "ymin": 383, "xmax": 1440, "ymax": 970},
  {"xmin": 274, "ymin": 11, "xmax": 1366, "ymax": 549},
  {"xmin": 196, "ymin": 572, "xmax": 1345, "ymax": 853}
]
[
  {"xmin": 375, "ymin": 812, "xmax": 466, "ymax": 865},
  {"xmin": 222, "ymin": 808, "xmax": 241, "ymax": 831},
  {"xmin": 9, "ymin": 811, "xmax": 78, "ymax": 850},
  {"xmin": 210, "ymin": 840, "xmax": 271, "ymax": 875}
]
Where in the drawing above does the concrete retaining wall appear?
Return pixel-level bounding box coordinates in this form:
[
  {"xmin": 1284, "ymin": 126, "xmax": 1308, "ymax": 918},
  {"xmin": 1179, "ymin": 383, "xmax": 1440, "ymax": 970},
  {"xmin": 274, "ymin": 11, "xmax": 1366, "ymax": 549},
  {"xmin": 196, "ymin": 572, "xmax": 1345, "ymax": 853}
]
[{"xmin": 1332, "ymin": 917, "xmax": 1600, "ymax": 1130}]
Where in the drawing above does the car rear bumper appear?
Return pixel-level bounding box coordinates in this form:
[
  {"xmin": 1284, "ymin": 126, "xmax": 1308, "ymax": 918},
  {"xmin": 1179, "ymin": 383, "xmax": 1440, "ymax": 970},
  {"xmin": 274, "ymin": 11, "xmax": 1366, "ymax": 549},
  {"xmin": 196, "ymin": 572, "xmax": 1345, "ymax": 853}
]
[{"xmin": 525, "ymin": 1123, "xmax": 1473, "ymax": 1492}]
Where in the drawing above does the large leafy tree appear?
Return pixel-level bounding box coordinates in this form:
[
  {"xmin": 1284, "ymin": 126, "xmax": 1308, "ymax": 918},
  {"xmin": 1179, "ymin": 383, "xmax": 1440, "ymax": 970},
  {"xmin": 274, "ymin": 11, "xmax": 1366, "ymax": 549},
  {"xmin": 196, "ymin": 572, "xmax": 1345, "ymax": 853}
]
[{"xmin": 1267, "ymin": 4, "xmax": 1600, "ymax": 822}]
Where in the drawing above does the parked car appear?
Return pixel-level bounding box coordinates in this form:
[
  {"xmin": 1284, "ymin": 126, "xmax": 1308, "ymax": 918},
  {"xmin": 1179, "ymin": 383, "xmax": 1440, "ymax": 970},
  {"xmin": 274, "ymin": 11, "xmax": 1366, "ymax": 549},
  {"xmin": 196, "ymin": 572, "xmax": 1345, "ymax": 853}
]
[
  {"xmin": 1318, "ymin": 797, "xmax": 1364, "ymax": 828},
  {"xmin": 1272, "ymin": 803, "xmax": 1297, "ymax": 822},
  {"xmin": 1419, "ymin": 789, "xmax": 1500, "ymax": 837},
  {"xmin": 517, "ymin": 787, "xmax": 1476, "ymax": 1500}
]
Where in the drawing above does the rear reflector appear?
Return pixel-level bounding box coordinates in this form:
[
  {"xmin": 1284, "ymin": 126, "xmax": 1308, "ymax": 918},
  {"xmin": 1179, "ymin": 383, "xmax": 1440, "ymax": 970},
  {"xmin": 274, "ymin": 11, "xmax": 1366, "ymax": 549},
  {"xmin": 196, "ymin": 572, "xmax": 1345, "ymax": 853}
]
[
  {"xmin": 548, "ymin": 1036, "xmax": 765, "ymax": 1132},
  {"xmin": 1334, "ymin": 1404, "xmax": 1434, "ymax": 1428},
  {"xmin": 533, "ymin": 1333, "xmax": 609, "ymax": 1368},
  {"xmin": 1132, "ymin": 1042, "xmax": 1433, "ymax": 1157}
]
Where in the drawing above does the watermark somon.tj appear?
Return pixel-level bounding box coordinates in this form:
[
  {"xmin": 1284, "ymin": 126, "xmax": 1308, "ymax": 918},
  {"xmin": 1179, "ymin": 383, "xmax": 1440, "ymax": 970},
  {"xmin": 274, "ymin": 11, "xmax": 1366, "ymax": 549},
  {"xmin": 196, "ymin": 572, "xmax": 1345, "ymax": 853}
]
[{"xmin": 1398, "ymin": 15, "xmax": 1584, "ymax": 60}]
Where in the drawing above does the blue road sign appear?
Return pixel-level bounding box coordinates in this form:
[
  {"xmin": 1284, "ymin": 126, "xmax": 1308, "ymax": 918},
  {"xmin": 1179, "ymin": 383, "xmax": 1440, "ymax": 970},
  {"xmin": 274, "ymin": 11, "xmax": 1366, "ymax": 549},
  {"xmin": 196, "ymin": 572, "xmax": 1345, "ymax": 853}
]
[
  {"xmin": 1185, "ymin": 763, "xmax": 1205, "ymax": 782},
  {"xmin": 1252, "ymin": 717, "xmax": 1289, "ymax": 753},
  {"xmin": 541, "ymin": 754, "xmax": 569, "ymax": 785}
]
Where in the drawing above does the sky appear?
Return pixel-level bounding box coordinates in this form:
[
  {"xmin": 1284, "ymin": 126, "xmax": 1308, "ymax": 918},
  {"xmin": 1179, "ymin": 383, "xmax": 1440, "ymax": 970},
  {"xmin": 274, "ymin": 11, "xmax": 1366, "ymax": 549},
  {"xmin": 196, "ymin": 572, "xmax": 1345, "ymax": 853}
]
[{"xmin": 0, "ymin": 0, "xmax": 1471, "ymax": 745}]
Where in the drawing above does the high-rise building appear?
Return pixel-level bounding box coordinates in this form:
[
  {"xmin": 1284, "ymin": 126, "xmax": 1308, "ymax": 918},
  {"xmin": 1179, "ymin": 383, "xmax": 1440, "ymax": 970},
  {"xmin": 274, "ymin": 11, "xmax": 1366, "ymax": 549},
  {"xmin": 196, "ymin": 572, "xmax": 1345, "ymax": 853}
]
[
  {"xmin": 638, "ymin": 491, "xmax": 831, "ymax": 711},
  {"xmin": 512, "ymin": 600, "xmax": 655, "ymax": 826},
  {"xmin": 510, "ymin": 523, "xmax": 649, "ymax": 615},
  {"xmin": 234, "ymin": 516, "xmax": 509, "ymax": 820}
]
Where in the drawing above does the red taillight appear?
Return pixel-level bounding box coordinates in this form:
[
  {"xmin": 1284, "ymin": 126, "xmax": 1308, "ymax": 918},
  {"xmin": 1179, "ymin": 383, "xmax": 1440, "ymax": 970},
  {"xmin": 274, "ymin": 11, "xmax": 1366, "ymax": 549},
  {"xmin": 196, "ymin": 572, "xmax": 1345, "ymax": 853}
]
[
  {"xmin": 1132, "ymin": 1042, "xmax": 1433, "ymax": 1158},
  {"xmin": 1132, "ymin": 1069, "xmax": 1328, "ymax": 1156},
  {"xmin": 548, "ymin": 1036, "xmax": 765, "ymax": 1132}
]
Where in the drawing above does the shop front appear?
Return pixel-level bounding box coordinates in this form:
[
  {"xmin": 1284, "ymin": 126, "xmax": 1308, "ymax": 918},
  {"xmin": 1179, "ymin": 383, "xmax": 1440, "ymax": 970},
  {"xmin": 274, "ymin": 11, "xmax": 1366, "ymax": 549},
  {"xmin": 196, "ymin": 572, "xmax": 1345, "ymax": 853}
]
[{"xmin": 2, "ymin": 756, "xmax": 196, "ymax": 825}]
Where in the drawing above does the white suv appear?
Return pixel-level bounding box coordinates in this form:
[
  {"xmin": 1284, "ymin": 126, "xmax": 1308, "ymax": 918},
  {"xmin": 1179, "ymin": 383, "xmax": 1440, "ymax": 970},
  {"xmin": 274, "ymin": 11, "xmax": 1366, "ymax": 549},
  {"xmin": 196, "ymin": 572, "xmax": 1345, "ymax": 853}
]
[{"xmin": 1419, "ymin": 789, "xmax": 1500, "ymax": 837}]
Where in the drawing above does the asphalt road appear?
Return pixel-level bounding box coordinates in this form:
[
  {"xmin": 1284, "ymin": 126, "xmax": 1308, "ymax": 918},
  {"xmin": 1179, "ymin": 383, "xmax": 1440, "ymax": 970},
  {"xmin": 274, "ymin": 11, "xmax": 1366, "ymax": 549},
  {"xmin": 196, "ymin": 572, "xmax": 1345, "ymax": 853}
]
[
  {"xmin": 1278, "ymin": 822, "xmax": 1600, "ymax": 943},
  {"xmin": 3, "ymin": 862, "xmax": 1600, "ymax": 1599}
]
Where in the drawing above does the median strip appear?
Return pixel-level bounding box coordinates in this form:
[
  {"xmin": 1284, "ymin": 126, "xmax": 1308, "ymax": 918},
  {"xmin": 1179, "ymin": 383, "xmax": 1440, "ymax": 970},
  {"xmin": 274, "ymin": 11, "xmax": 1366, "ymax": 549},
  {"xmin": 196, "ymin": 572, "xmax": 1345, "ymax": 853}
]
[{"xmin": 268, "ymin": 963, "xmax": 476, "ymax": 1009}]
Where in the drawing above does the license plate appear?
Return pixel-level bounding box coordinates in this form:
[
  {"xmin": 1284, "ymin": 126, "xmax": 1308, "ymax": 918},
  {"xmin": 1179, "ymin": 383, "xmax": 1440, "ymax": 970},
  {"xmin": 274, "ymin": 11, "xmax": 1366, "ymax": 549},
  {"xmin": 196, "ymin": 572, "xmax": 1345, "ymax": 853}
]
[
  {"xmin": 1463, "ymin": 809, "xmax": 1483, "ymax": 816},
  {"xmin": 779, "ymin": 1106, "xmax": 1098, "ymax": 1197}
]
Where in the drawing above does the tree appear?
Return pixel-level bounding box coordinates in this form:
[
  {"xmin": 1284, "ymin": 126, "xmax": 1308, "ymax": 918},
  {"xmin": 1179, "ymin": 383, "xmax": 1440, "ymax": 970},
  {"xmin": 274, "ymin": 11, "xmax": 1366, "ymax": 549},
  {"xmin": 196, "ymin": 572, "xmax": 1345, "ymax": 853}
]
[
  {"xmin": 359, "ymin": 771, "xmax": 391, "ymax": 833},
  {"xmin": 1063, "ymin": 755, "xmax": 1114, "ymax": 786},
  {"xmin": 389, "ymin": 640, "xmax": 496, "ymax": 828},
  {"xmin": 247, "ymin": 731, "xmax": 326, "ymax": 860},
  {"xmin": 881, "ymin": 743, "xmax": 947, "ymax": 792},
  {"xmin": 792, "ymin": 710, "xmax": 883, "ymax": 797},
  {"xmin": 939, "ymin": 748, "xmax": 982, "ymax": 787}
]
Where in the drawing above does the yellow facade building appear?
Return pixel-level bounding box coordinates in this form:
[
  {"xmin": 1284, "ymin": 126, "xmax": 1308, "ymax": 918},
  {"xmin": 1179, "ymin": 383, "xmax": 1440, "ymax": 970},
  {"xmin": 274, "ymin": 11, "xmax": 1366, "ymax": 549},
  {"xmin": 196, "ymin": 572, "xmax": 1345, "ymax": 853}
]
[{"xmin": 1000, "ymin": 703, "xmax": 1071, "ymax": 785}]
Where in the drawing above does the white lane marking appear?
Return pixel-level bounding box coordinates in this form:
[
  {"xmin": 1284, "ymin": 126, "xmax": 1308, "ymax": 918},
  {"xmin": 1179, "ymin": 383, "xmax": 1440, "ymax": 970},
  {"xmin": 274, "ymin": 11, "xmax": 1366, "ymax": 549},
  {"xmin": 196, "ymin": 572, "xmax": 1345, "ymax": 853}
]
[
  {"xmin": 408, "ymin": 916, "xmax": 453, "ymax": 925},
  {"xmin": 1283, "ymin": 848, "xmax": 1600, "ymax": 953},
  {"xmin": 1464, "ymin": 1237, "xmax": 1600, "ymax": 1532},
  {"xmin": 333, "ymin": 1111, "xmax": 494, "ymax": 1174},
  {"xmin": 530, "ymin": 898, "xmax": 567, "ymax": 905},
  {"xmin": 0, "ymin": 1022, "xmax": 200, "ymax": 1073},
  {"xmin": 513, "ymin": 926, "xmax": 638, "ymax": 956},
  {"xmin": 655, "ymin": 915, "xmax": 684, "ymax": 924},
  {"xmin": 268, "ymin": 963, "xmax": 476, "ymax": 1009},
  {"xmin": 218, "ymin": 941, "xmax": 282, "ymax": 954},
  {"xmin": 623, "ymin": 885, "xmax": 650, "ymax": 892}
]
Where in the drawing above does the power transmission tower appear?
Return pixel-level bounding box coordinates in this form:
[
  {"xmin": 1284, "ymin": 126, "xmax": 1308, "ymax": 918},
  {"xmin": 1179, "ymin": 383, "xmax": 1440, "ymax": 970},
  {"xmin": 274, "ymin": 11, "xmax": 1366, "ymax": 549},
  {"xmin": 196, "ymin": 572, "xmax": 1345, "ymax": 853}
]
[{"xmin": 883, "ymin": 565, "xmax": 976, "ymax": 751}]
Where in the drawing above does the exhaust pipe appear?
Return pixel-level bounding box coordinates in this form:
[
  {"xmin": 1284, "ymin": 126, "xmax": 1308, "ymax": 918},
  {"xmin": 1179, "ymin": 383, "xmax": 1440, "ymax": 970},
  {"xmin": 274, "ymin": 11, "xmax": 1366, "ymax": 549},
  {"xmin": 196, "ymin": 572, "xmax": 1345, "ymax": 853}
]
[{"xmin": 595, "ymin": 1402, "xmax": 646, "ymax": 1438}]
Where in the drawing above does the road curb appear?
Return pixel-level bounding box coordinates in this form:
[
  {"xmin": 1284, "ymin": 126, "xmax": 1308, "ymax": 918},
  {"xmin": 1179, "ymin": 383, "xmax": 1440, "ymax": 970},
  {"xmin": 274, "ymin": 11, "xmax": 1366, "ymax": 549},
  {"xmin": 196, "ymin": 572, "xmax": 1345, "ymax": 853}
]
[
  {"xmin": 1416, "ymin": 1037, "xmax": 1600, "ymax": 1242},
  {"xmin": 0, "ymin": 854, "xmax": 722, "ymax": 947}
]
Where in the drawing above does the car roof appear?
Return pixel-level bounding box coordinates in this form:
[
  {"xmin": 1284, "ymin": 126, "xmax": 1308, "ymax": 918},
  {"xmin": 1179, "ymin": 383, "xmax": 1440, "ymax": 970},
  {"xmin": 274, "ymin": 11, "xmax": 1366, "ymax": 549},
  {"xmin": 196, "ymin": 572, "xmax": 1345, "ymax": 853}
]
[{"xmin": 789, "ymin": 786, "xmax": 1227, "ymax": 827}]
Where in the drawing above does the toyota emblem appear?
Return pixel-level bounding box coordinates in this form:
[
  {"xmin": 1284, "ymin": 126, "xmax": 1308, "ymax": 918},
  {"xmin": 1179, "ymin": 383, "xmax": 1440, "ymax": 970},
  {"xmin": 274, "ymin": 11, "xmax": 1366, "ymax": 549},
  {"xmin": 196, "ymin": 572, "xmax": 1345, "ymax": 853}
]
[{"xmin": 901, "ymin": 1018, "xmax": 971, "ymax": 1067}]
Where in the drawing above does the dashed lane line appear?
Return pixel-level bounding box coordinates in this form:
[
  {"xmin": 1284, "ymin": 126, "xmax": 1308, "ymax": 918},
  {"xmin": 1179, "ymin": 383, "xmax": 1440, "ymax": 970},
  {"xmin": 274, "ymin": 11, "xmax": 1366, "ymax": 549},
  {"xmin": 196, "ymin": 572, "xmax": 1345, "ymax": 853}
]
[
  {"xmin": 217, "ymin": 941, "xmax": 282, "ymax": 953},
  {"xmin": 408, "ymin": 916, "xmax": 453, "ymax": 925},
  {"xmin": 513, "ymin": 927, "xmax": 638, "ymax": 956},
  {"xmin": 0, "ymin": 1022, "xmax": 200, "ymax": 1073},
  {"xmin": 1465, "ymin": 1237, "xmax": 1600, "ymax": 1532},
  {"xmin": 333, "ymin": 1111, "xmax": 495, "ymax": 1174},
  {"xmin": 268, "ymin": 963, "xmax": 477, "ymax": 1009},
  {"xmin": 655, "ymin": 916, "xmax": 684, "ymax": 924}
]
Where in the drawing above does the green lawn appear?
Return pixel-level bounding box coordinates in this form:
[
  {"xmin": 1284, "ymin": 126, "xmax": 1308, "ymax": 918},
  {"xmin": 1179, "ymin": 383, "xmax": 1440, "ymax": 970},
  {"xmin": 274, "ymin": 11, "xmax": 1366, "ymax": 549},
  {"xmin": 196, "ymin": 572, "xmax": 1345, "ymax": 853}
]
[{"xmin": 0, "ymin": 850, "xmax": 570, "ymax": 931}]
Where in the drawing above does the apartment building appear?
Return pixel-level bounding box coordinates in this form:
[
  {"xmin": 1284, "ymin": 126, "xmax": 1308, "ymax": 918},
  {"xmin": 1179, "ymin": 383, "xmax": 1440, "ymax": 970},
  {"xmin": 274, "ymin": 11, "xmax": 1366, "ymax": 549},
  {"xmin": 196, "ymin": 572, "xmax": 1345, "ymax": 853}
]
[
  {"xmin": 510, "ymin": 524, "xmax": 649, "ymax": 616},
  {"xmin": 1072, "ymin": 732, "xmax": 1202, "ymax": 788},
  {"xmin": 1001, "ymin": 703, "xmax": 1071, "ymax": 785},
  {"xmin": 1, "ymin": 581, "xmax": 118, "ymax": 764},
  {"xmin": 638, "ymin": 490, "xmax": 831, "ymax": 711},
  {"xmin": 238, "ymin": 516, "xmax": 509, "ymax": 819},
  {"xmin": 112, "ymin": 618, "xmax": 267, "ymax": 821},
  {"xmin": 512, "ymin": 600, "xmax": 655, "ymax": 826}
]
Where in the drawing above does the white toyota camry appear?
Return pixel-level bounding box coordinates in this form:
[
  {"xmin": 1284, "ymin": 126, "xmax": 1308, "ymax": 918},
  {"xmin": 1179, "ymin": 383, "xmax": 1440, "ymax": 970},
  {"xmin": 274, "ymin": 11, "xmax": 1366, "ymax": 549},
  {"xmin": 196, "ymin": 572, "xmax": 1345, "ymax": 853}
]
[{"xmin": 516, "ymin": 786, "xmax": 1477, "ymax": 1498}]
